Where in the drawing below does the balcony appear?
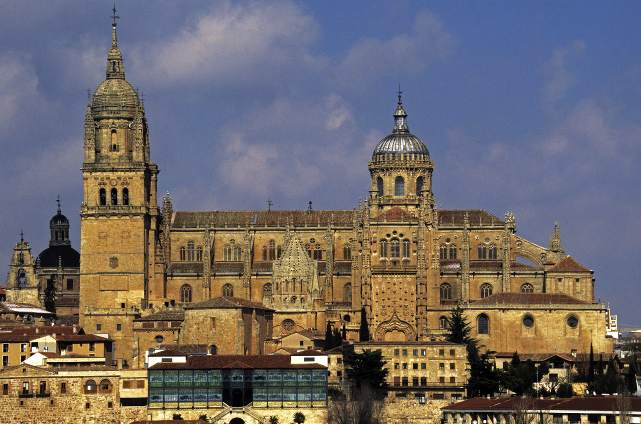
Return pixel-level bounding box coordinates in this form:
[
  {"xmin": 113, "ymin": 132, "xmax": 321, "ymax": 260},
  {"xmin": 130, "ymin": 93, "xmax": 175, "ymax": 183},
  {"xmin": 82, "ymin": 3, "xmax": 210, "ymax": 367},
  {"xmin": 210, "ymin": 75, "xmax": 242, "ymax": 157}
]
[
  {"xmin": 18, "ymin": 392, "xmax": 34, "ymax": 398},
  {"xmin": 36, "ymin": 392, "xmax": 51, "ymax": 398}
]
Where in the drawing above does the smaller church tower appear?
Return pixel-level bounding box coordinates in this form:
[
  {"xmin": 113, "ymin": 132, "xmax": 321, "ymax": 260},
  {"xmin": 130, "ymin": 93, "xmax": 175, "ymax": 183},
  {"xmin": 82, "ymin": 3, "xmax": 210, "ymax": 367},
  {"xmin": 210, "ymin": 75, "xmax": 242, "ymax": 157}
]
[{"xmin": 5, "ymin": 232, "xmax": 40, "ymax": 306}]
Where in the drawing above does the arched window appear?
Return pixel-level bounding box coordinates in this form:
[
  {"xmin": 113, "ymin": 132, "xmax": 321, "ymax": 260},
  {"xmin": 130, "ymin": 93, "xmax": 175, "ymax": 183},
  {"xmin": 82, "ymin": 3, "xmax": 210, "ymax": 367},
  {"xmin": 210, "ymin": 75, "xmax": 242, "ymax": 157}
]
[
  {"xmin": 343, "ymin": 245, "xmax": 351, "ymax": 260},
  {"xmin": 343, "ymin": 283, "xmax": 352, "ymax": 304},
  {"xmin": 306, "ymin": 241, "xmax": 322, "ymax": 260},
  {"xmin": 380, "ymin": 240, "xmax": 388, "ymax": 258},
  {"xmin": 416, "ymin": 176, "xmax": 424, "ymax": 196},
  {"xmin": 210, "ymin": 345, "xmax": 218, "ymax": 355},
  {"xmin": 440, "ymin": 243, "xmax": 457, "ymax": 260},
  {"xmin": 521, "ymin": 283, "xmax": 534, "ymax": 293},
  {"xmin": 477, "ymin": 244, "xmax": 487, "ymax": 259},
  {"xmin": 179, "ymin": 246, "xmax": 186, "ymax": 261},
  {"xmin": 186, "ymin": 241, "xmax": 195, "ymax": 261},
  {"xmin": 264, "ymin": 240, "xmax": 277, "ymax": 261},
  {"xmin": 180, "ymin": 284, "xmax": 192, "ymax": 303},
  {"xmin": 480, "ymin": 283, "xmax": 493, "ymax": 299},
  {"xmin": 449, "ymin": 244, "xmax": 457, "ymax": 259},
  {"xmin": 440, "ymin": 283, "xmax": 452, "ymax": 301},
  {"xmin": 110, "ymin": 188, "xmax": 118, "ymax": 206},
  {"xmin": 402, "ymin": 239, "xmax": 411, "ymax": 258},
  {"xmin": 262, "ymin": 283, "xmax": 272, "ymax": 302},
  {"xmin": 439, "ymin": 316, "xmax": 449, "ymax": 329},
  {"xmin": 394, "ymin": 176, "xmax": 405, "ymax": 196},
  {"xmin": 488, "ymin": 245, "xmax": 497, "ymax": 260},
  {"xmin": 122, "ymin": 188, "xmax": 129, "ymax": 206},
  {"xmin": 196, "ymin": 246, "xmax": 203, "ymax": 262},
  {"xmin": 110, "ymin": 129, "xmax": 118, "ymax": 152},
  {"xmin": 377, "ymin": 177, "xmax": 384, "ymax": 197},
  {"xmin": 390, "ymin": 239, "xmax": 400, "ymax": 258},
  {"xmin": 99, "ymin": 379, "xmax": 112, "ymax": 393},
  {"xmin": 477, "ymin": 314, "xmax": 489, "ymax": 334},
  {"xmin": 282, "ymin": 319, "xmax": 295, "ymax": 332},
  {"xmin": 224, "ymin": 240, "xmax": 243, "ymax": 261},
  {"xmin": 99, "ymin": 188, "xmax": 106, "ymax": 206},
  {"xmin": 84, "ymin": 379, "xmax": 97, "ymax": 394},
  {"xmin": 222, "ymin": 283, "xmax": 233, "ymax": 297}
]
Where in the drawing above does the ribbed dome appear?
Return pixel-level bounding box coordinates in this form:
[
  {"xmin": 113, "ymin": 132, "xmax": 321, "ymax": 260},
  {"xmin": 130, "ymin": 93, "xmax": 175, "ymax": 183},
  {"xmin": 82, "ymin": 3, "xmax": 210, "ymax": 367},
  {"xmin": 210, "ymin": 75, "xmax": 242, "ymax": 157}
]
[
  {"xmin": 49, "ymin": 212, "xmax": 69, "ymax": 227},
  {"xmin": 91, "ymin": 78, "xmax": 139, "ymax": 114},
  {"xmin": 372, "ymin": 95, "xmax": 430, "ymax": 161},
  {"xmin": 37, "ymin": 245, "xmax": 80, "ymax": 269}
]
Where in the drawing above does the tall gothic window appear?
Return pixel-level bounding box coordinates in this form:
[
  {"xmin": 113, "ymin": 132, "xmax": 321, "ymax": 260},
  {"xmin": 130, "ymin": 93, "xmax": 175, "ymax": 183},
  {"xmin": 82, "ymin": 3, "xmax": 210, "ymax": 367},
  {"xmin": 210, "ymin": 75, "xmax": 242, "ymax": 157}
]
[
  {"xmin": 394, "ymin": 176, "xmax": 405, "ymax": 196},
  {"xmin": 222, "ymin": 283, "xmax": 233, "ymax": 297},
  {"xmin": 186, "ymin": 241, "xmax": 195, "ymax": 261},
  {"xmin": 263, "ymin": 240, "xmax": 278, "ymax": 261},
  {"xmin": 180, "ymin": 284, "xmax": 192, "ymax": 303},
  {"xmin": 416, "ymin": 176, "xmax": 424, "ymax": 196},
  {"xmin": 521, "ymin": 283, "xmax": 534, "ymax": 293},
  {"xmin": 488, "ymin": 245, "xmax": 497, "ymax": 259},
  {"xmin": 477, "ymin": 314, "xmax": 490, "ymax": 334},
  {"xmin": 99, "ymin": 188, "xmax": 106, "ymax": 206},
  {"xmin": 402, "ymin": 239, "xmax": 411, "ymax": 258},
  {"xmin": 122, "ymin": 188, "xmax": 129, "ymax": 206},
  {"xmin": 305, "ymin": 240, "xmax": 322, "ymax": 260},
  {"xmin": 390, "ymin": 239, "xmax": 400, "ymax": 258},
  {"xmin": 110, "ymin": 188, "xmax": 118, "ymax": 206},
  {"xmin": 196, "ymin": 246, "xmax": 203, "ymax": 262},
  {"xmin": 224, "ymin": 240, "xmax": 242, "ymax": 261},
  {"xmin": 377, "ymin": 177, "xmax": 384, "ymax": 197},
  {"xmin": 110, "ymin": 129, "xmax": 118, "ymax": 152},
  {"xmin": 262, "ymin": 283, "xmax": 272, "ymax": 303},
  {"xmin": 480, "ymin": 283, "xmax": 493, "ymax": 299},
  {"xmin": 343, "ymin": 283, "xmax": 352, "ymax": 304},
  {"xmin": 343, "ymin": 244, "xmax": 351, "ymax": 260},
  {"xmin": 440, "ymin": 283, "xmax": 452, "ymax": 302},
  {"xmin": 478, "ymin": 242, "xmax": 497, "ymax": 260},
  {"xmin": 179, "ymin": 247, "xmax": 186, "ymax": 261},
  {"xmin": 380, "ymin": 239, "xmax": 388, "ymax": 258}
]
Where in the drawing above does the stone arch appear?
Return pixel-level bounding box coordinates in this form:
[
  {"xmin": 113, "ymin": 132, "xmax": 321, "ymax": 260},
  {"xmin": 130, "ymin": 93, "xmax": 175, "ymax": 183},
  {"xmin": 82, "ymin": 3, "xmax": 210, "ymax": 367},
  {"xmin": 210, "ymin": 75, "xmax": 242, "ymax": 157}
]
[{"xmin": 374, "ymin": 312, "xmax": 416, "ymax": 341}]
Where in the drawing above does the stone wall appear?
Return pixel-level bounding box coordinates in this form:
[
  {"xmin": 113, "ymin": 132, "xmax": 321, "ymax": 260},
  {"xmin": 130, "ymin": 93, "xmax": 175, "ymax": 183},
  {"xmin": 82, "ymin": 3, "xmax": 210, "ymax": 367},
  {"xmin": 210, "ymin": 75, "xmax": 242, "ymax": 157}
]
[{"xmin": 383, "ymin": 398, "xmax": 449, "ymax": 424}]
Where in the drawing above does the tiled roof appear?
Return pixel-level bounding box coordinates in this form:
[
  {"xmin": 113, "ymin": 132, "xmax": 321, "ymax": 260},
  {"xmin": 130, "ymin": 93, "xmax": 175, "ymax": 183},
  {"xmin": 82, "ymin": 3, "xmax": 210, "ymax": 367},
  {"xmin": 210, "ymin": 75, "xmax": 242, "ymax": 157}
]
[
  {"xmin": 149, "ymin": 354, "xmax": 326, "ymax": 370},
  {"xmin": 136, "ymin": 310, "xmax": 184, "ymax": 322},
  {"xmin": 373, "ymin": 207, "xmax": 416, "ymax": 222},
  {"xmin": 0, "ymin": 325, "xmax": 79, "ymax": 342},
  {"xmin": 153, "ymin": 344, "xmax": 208, "ymax": 356},
  {"xmin": 0, "ymin": 303, "xmax": 52, "ymax": 315},
  {"xmin": 469, "ymin": 260, "xmax": 542, "ymax": 271},
  {"xmin": 167, "ymin": 262, "xmax": 204, "ymax": 274},
  {"xmin": 548, "ymin": 256, "xmax": 591, "ymax": 273},
  {"xmin": 213, "ymin": 262, "xmax": 245, "ymax": 274},
  {"xmin": 472, "ymin": 293, "xmax": 589, "ymax": 306},
  {"xmin": 183, "ymin": 296, "xmax": 273, "ymax": 311},
  {"xmin": 439, "ymin": 210, "xmax": 504, "ymax": 227},
  {"xmin": 291, "ymin": 349, "xmax": 325, "ymax": 356},
  {"xmin": 493, "ymin": 352, "xmax": 576, "ymax": 362},
  {"xmin": 443, "ymin": 396, "xmax": 641, "ymax": 412},
  {"xmin": 55, "ymin": 334, "xmax": 111, "ymax": 342},
  {"xmin": 172, "ymin": 210, "xmax": 354, "ymax": 229}
]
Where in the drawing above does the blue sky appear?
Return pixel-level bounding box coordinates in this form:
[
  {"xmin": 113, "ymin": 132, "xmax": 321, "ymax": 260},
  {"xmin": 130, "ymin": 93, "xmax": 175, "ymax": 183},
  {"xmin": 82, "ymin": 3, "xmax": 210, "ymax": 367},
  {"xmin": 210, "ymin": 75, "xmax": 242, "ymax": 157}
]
[{"xmin": 1, "ymin": 1, "xmax": 640, "ymax": 326}]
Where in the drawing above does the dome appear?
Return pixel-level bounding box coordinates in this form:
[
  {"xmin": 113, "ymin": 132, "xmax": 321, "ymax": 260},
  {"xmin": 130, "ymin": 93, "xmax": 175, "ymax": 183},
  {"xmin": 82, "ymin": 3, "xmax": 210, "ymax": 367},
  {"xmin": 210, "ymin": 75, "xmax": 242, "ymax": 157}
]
[
  {"xmin": 91, "ymin": 78, "xmax": 139, "ymax": 115},
  {"xmin": 372, "ymin": 94, "xmax": 430, "ymax": 162},
  {"xmin": 49, "ymin": 212, "xmax": 69, "ymax": 227},
  {"xmin": 37, "ymin": 245, "xmax": 80, "ymax": 269}
]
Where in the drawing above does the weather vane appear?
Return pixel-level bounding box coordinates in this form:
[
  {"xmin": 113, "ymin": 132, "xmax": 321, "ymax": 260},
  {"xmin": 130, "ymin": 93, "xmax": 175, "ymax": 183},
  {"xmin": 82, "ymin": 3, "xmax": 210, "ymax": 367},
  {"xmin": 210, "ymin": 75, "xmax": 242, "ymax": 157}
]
[{"xmin": 111, "ymin": 2, "xmax": 120, "ymax": 27}]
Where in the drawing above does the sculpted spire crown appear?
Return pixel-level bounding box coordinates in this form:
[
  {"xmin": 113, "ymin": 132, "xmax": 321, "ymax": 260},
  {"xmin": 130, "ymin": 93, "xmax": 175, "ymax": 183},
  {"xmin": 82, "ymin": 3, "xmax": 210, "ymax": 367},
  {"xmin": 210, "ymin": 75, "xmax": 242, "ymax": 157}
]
[
  {"xmin": 393, "ymin": 88, "xmax": 409, "ymax": 133},
  {"xmin": 106, "ymin": 4, "xmax": 125, "ymax": 79}
]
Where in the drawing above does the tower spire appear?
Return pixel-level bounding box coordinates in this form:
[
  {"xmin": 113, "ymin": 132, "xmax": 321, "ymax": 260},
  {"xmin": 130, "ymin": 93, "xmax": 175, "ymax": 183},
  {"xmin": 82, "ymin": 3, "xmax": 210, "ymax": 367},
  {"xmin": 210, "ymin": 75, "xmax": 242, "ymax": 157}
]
[
  {"xmin": 56, "ymin": 195, "xmax": 61, "ymax": 214},
  {"xmin": 393, "ymin": 88, "xmax": 409, "ymax": 133},
  {"xmin": 111, "ymin": 2, "xmax": 120, "ymax": 47},
  {"xmin": 106, "ymin": 2, "xmax": 125, "ymax": 79}
]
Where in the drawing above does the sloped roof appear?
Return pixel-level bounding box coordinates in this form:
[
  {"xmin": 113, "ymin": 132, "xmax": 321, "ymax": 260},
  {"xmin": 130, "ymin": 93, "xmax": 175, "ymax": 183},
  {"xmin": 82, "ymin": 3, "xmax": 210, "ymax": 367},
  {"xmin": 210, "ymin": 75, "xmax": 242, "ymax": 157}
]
[
  {"xmin": 149, "ymin": 354, "xmax": 326, "ymax": 370},
  {"xmin": 372, "ymin": 207, "xmax": 416, "ymax": 222},
  {"xmin": 472, "ymin": 293, "xmax": 589, "ymax": 306},
  {"xmin": 548, "ymin": 256, "xmax": 591, "ymax": 273},
  {"xmin": 172, "ymin": 210, "xmax": 354, "ymax": 228},
  {"xmin": 443, "ymin": 396, "xmax": 641, "ymax": 413},
  {"xmin": 136, "ymin": 310, "xmax": 184, "ymax": 322},
  {"xmin": 439, "ymin": 210, "xmax": 504, "ymax": 226},
  {"xmin": 493, "ymin": 352, "xmax": 576, "ymax": 362},
  {"xmin": 183, "ymin": 296, "xmax": 273, "ymax": 311}
]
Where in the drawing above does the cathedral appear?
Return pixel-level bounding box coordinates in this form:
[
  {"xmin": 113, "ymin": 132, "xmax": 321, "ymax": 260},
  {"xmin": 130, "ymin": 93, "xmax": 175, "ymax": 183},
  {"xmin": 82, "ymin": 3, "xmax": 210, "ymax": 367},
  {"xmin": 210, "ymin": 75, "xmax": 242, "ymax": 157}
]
[{"xmin": 6, "ymin": 16, "xmax": 613, "ymax": 366}]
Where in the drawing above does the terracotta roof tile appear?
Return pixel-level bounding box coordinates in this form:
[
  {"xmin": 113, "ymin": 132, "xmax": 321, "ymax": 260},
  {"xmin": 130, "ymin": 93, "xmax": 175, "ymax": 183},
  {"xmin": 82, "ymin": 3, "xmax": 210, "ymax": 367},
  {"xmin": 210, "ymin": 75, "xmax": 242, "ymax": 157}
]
[
  {"xmin": 439, "ymin": 210, "xmax": 504, "ymax": 227},
  {"xmin": 167, "ymin": 262, "xmax": 204, "ymax": 274},
  {"xmin": 373, "ymin": 207, "xmax": 416, "ymax": 222},
  {"xmin": 183, "ymin": 296, "xmax": 273, "ymax": 311},
  {"xmin": 472, "ymin": 293, "xmax": 589, "ymax": 306},
  {"xmin": 172, "ymin": 210, "xmax": 354, "ymax": 229},
  {"xmin": 136, "ymin": 310, "xmax": 184, "ymax": 322},
  {"xmin": 548, "ymin": 256, "xmax": 591, "ymax": 273}
]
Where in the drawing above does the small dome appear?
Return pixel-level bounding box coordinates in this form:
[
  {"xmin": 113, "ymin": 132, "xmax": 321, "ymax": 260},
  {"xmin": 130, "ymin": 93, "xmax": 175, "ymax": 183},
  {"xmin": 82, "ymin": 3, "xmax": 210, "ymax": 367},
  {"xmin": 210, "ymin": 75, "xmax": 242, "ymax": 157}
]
[
  {"xmin": 91, "ymin": 78, "xmax": 139, "ymax": 116},
  {"xmin": 37, "ymin": 245, "xmax": 80, "ymax": 269},
  {"xmin": 372, "ymin": 94, "xmax": 430, "ymax": 162},
  {"xmin": 50, "ymin": 212, "xmax": 69, "ymax": 227}
]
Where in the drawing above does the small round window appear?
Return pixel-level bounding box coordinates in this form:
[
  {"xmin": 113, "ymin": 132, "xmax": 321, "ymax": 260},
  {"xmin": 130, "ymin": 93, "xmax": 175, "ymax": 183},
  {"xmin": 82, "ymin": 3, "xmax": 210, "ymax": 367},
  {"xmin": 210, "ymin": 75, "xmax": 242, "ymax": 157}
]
[
  {"xmin": 522, "ymin": 314, "xmax": 534, "ymax": 328},
  {"xmin": 154, "ymin": 335, "xmax": 164, "ymax": 344},
  {"xmin": 567, "ymin": 316, "xmax": 579, "ymax": 328}
]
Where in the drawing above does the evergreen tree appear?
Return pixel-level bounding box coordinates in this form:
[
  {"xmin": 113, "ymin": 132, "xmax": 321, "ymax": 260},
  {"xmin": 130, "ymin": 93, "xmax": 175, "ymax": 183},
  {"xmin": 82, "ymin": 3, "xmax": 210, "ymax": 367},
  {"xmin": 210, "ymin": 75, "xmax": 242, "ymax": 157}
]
[
  {"xmin": 589, "ymin": 358, "xmax": 623, "ymax": 394},
  {"xmin": 341, "ymin": 323, "xmax": 347, "ymax": 340},
  {"xmin": 625, "ymin": 356, "xmax": 638, "ymax": 394},
  {"xmin": 43, "ymin": 281, "xmax": 57, "ymax": 314},
  {"xmin": 588, "ymin": 343, "xmax": 595, "ymax": 382},
  {"xmin": 500, "ymin": 353, "xmax": 549, "ymax": 395},
  {"xmin": 359, "ymin": 307, "xmax": 370, "ymax": 342},
  {"xmin": 324, "ymin": 321, "xmax": 334, "ymax": 350},
  {"xmin": 344, "ymin": 349, "xmax": 388, "ymax": 397}
]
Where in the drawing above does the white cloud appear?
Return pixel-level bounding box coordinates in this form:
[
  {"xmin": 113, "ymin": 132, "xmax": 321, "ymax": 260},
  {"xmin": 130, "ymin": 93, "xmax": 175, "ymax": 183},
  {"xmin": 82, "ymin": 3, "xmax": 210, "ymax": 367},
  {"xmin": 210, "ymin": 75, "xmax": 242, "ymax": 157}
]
[
  {"xmin": 336, "ymin": 11, "xmax": 454, "ymax": 88},
  {"xmin": 0, "ymin": 54, "xmax": 39, "ymax": 133},
  {"xmin": 542, "ymin": 40, "xmax": 585, "ymax": 109},
  {"xmin": 132, "ymin": 1, "xmax": 321, "ymax": 86}
]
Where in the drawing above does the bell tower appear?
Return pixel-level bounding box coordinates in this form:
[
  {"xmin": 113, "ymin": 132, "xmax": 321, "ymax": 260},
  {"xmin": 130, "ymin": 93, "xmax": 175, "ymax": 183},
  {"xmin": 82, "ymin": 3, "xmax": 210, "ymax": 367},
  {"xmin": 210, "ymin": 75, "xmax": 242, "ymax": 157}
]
[{"xmin": 79, "ymin": 8, "xmax": 158, "ymax": 364}]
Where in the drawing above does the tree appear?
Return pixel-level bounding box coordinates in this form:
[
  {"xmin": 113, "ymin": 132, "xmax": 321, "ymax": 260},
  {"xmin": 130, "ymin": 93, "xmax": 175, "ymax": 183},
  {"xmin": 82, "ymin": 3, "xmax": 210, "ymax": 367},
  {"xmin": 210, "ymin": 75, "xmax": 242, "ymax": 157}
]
[
  {"xmin": 625, "ymin": 356, "xmax": 638, "ymax": 394},
  {"xmin": 341, "ymin": 323, "xmax": 347, "ymax": 340},
  {"xmin": 556, "ymin": 383, "xmax": 574, "ymax": 398},
  {"xmin": 590, "ymin": 358, "xmax": 623, "ymax": 394},
  {"xmin": 293, "ymin": 411, "xmax": 306, "ymax": 424},
  {"xmin": 325, "ymin": 322, "xmax": 342, "ymax": 351},
  {"xmin": 501, "ymin": 353, "xmax": 549, "ymax": 396},
  {"xmin": 447, "ymin": 304, "xmax": 499, "ymax": 396},
  {"xmin": 359, "ymin": 307, "xmax": 370, "ymax": 342},
  {"xmin": 43, "ymin": 280, "xmax": 57, "ymax": 314},
  {"xmin": 269, "ymin": 416, "xmax": 279, "ymax": 424},
  {"xmin": 328, "ymin": 384, "xmax": 384, "ymax": 424},
  {"xmin": 344, "ymin": 349, "xmax": 388, "ymax": 397}
]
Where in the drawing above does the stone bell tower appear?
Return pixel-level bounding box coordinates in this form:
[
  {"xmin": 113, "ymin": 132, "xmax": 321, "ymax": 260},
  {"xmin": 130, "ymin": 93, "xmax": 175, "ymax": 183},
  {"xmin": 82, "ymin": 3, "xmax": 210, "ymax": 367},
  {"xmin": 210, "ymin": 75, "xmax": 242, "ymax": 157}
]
[
  {"xmin": 5, "ymin": 232, "xmax": 40, "ymax": 306},
  {"xmin": 79, "ymin": 8, "xmax": 158, "ymax": 364}
]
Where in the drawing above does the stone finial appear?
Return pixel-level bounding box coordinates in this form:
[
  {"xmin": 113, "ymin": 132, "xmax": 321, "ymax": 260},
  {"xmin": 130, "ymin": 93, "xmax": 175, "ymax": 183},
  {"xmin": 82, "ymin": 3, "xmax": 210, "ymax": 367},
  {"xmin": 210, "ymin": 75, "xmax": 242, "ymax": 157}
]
[
  {"xmin": 549, "ymin": 221, "xmax": 563, "ymax": 253},
  {"xmin": 504, "ymin": 211, "xmax": 516, "ymax": 229}
]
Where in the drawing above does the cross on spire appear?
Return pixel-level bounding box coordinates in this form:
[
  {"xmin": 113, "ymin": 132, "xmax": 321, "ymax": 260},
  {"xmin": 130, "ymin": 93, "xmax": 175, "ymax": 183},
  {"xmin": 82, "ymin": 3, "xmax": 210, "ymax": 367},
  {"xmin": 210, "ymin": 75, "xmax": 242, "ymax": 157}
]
[
  {"xmin": 111, "ymin": 2, "xmax": 120, "ymax": 28},
  {"xmin": 397, "ymin": 83, "xmax": 403, "ymax": 105},
  {"xmin": 267, "ymin": 199, "xmax": 273, "ymax": 212},
  {"xmin": 56, "ymin": 195, "xmax": 61, "ymax": 214},
  {"xmin": 20, "ymin": 229, "xmax": 24, "ymax": 243},
  {"xmin": 308, "ymin": 200, "xmax": 313, "ymax": 211}
]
